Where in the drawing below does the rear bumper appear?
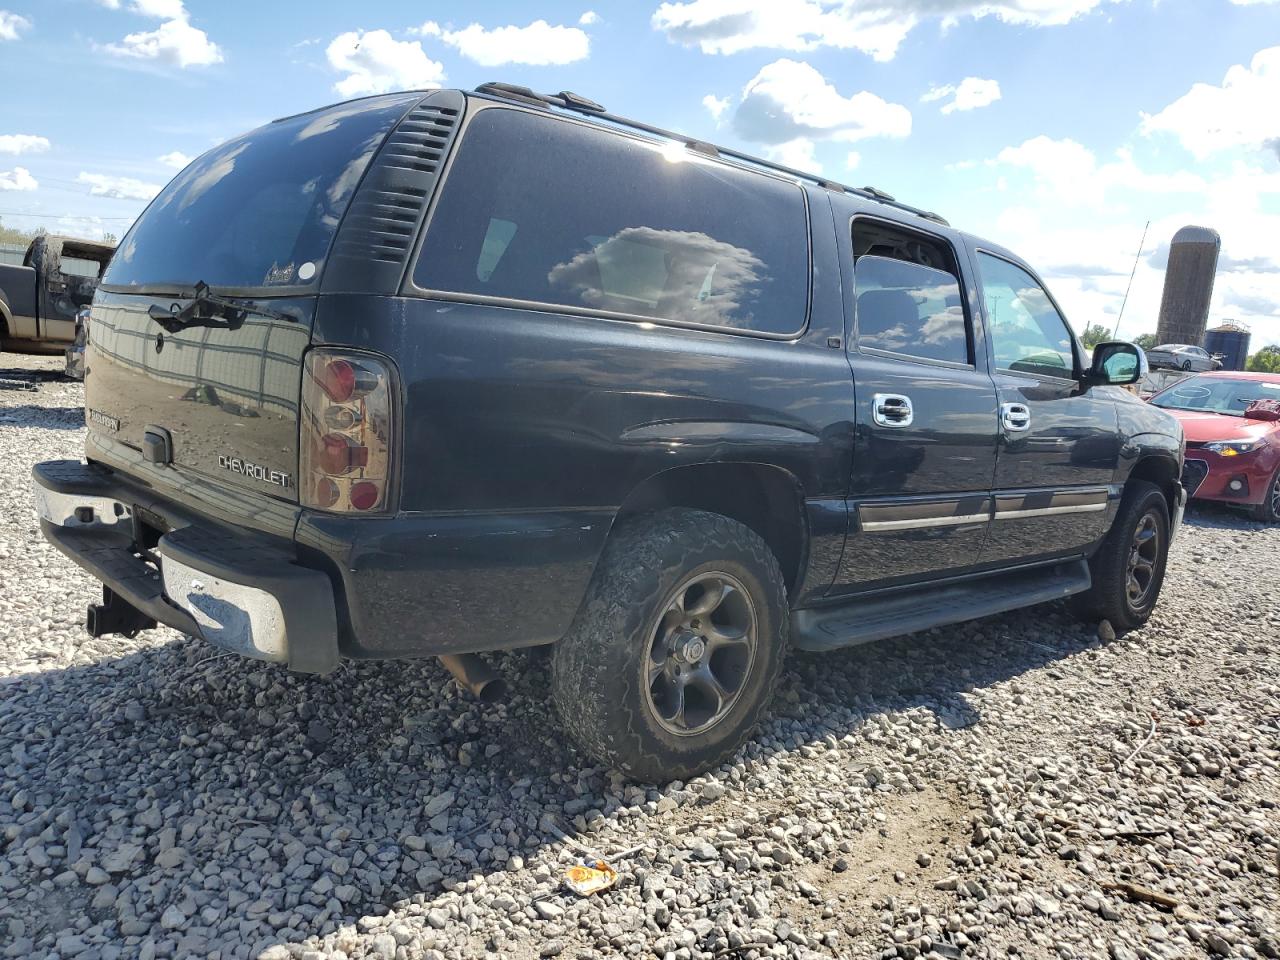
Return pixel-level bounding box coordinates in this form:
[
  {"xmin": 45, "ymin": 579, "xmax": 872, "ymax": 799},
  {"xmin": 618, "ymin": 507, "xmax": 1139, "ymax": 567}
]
[
  {"xmin": 33, "ymin": 458, "xmax": 614, "ymax": 665},
  {"xmin": 32, "ymin": 460, "xmax": 339, "ymax": 673}
]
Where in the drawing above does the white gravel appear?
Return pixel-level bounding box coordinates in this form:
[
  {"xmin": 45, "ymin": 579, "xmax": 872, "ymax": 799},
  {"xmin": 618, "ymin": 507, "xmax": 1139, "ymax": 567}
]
[{"xmin": 1, "ymin": 351, "xmax": 1278, "ymax": 960}]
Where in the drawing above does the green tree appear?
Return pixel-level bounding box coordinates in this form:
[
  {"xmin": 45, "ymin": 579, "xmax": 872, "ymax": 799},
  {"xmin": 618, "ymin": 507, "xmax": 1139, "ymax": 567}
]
[
  {"xmin": 1132, "ymin": 333, "xmax": 1158, "ymax": 351},
  {"xmin": 1247, "ymin": 346, "xmax": 1280, "ymax": 374},
  {"xmin": 1080, "ymin": 323, "xmax": 1112, "ymax": 349},
  {"xmin": 103, "ymin": 232, "xmax": 118, "ymax": 244}
]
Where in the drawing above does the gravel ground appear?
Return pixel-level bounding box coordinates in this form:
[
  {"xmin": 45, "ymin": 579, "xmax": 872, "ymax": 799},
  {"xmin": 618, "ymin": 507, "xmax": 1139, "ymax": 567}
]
[{"xmin": 1, "ymin": 352, "xmax": 1278, "ymax": 960}]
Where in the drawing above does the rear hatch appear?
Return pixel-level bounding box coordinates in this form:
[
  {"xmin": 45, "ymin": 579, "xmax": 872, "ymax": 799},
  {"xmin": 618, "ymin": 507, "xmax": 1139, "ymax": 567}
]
[{"xmin": 87, "ymin": 93, "xmax": 422, "ymax": 501}]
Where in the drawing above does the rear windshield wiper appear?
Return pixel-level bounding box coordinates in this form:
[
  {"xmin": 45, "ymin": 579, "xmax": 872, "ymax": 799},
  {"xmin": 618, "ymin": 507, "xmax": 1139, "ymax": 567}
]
[{"xmin": 147, "ymin": 281, "xmax": 291, "ymax": 333}]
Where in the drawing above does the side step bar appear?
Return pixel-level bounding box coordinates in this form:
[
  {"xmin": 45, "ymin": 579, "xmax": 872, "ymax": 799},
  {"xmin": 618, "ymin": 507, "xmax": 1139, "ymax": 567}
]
[{"xmin": 792, "ymin": 559, "xmax": 1091, "ymax": 652}]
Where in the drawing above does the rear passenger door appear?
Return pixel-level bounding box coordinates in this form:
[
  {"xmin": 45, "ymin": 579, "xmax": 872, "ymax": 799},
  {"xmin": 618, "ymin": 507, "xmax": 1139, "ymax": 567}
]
[
  {"xmin": 828, "ymin": 216, "xmax": 999, "ymax": 593},
  {"xmin": 970, "ymin": 249, "xmax": 1119, "ymax": 565}
]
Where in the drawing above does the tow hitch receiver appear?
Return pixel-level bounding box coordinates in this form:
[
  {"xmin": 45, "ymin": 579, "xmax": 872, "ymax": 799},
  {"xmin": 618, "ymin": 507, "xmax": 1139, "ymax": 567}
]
[{"xmin": 86, "ymin": 586, "xmax": 157, "ymax": 639}]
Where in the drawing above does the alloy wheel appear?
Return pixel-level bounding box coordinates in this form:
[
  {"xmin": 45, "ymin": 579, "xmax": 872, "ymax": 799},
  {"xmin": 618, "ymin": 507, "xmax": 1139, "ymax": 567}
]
[
  {"xmin": 1270, "ymin": 474, "xmax": 1280, "ymax": 522},
  {"xmin": 643, "ymin": 571, "xmax": 758, "ymax": 737},
  {"xmin": 1126, "ymin": 513, "xmax": 1160, "ymax": 608}
]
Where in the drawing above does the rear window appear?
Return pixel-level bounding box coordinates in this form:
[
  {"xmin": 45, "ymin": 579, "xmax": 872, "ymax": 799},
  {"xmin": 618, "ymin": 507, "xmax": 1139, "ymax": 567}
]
[
  {"xmin": 413, "ymin": 108, "xmax": 809, "ymax": 335},
  {"xmin": 103, "ymin": 94, "xmax": 420, "ymax": 292}
]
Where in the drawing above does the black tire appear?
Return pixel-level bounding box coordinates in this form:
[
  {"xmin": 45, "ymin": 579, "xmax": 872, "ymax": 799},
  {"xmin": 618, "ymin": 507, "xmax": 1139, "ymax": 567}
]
[
  {"xmin": 551, "ymin": 509, "xmax": 787, "ymax": 782},
  {"xmin": 1070, "ymin": 480, "xmax": 1170, "ymax": 632},
  {"xmin": 1249, "ymin": 465, "xmax": 1280, "ymax": 523},
  {"xmin": 1181, "ymin": 359, "xmax": 1192, "ymax": 371}
]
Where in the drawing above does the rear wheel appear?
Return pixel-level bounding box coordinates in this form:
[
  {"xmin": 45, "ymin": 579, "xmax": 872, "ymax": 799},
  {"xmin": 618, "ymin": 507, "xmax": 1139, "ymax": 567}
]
[
  {"xmin": 551, "ymin": 509, "xmax": 787, "ymax": 782},
  {"xmin": 1070, "ymin": 481, "xmax": 1170, "ymax": 632},
  {"xmin": 1250, "ymin": 466, "xmax": 1280, "ymax": 523}
]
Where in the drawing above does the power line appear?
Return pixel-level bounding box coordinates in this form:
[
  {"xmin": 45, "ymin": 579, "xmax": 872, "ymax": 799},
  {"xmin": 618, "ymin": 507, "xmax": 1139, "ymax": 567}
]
[
  {"xmin": 0, "ymin": 210, "xmax": 136, "ymax": 221},
  {"xmin": 1113, "ymin": 220, "xmax": 1150, "ymax": 340}
]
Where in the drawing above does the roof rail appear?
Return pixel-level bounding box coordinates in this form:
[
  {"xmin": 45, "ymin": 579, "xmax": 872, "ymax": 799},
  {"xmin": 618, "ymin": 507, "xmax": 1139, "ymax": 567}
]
[{"xmin": 472, "ymin": 82, "xmax": 949, "ymax": 227}]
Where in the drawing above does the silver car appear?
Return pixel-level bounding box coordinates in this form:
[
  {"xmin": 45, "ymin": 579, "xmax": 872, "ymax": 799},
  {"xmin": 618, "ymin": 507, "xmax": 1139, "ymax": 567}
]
[{"xmin": 1145, "ymin": 343, "xmax": 1218, "ymax": 372}]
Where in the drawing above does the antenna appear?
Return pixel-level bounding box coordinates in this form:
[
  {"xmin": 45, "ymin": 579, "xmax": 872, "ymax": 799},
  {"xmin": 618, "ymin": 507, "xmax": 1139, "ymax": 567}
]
[{"xmin": 1113, "ymin": 220, "xmax": 1149, "ymax": 339}]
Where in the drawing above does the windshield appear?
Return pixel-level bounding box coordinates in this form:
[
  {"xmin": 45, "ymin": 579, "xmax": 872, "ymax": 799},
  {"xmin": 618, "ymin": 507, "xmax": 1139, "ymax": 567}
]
[
  {"xmin": 102, "ymin": 93, "xmax": 419, "ymax": 293},
  {"xmin": 1150, "ymin": 376, "xmax": 1280, "ymax": 416}
]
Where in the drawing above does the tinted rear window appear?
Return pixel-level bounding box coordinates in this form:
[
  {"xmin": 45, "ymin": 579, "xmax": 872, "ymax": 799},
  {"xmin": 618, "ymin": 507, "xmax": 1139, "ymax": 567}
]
[
  {"xmin": 414, "ymin": 108, "xmax": 809, "ymax": 335},
  {"xmin": 103, "ymin": 94, "xmax": 420, "ymax": 292}
]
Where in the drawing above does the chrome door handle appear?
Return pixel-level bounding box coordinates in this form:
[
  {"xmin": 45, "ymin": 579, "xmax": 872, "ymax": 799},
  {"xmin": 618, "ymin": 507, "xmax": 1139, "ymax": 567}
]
[
  {"xmin": 1001, "ymin": 402, "xmax": 1031, "ymax": 433},
  {"xmin": 873, "ymin": 393, "xmax": 914, "ymax": 427}
]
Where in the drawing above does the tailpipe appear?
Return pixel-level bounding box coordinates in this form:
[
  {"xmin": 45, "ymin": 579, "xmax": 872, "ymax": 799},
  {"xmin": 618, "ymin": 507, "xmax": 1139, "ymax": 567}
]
[{"xmin": 438, "ymin": 654, "xmax": 507, "ymax": 703}]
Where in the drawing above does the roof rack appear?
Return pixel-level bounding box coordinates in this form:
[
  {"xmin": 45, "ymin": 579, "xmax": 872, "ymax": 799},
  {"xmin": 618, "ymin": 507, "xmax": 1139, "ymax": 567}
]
[{"xmin": 473, "ymin": 82, "xmax": 949, "ymax": 227}]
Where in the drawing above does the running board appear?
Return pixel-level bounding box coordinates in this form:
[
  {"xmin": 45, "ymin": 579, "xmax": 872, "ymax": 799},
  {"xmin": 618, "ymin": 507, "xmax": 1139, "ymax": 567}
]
[{"xmin": 792, "ymin": 559, "xmax": 1091, "ymax": 652}]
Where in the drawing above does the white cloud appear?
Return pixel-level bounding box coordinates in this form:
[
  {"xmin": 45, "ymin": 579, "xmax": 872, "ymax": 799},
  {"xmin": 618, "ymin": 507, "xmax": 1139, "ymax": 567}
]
[
  {"xmin": 579, "ymin": 10, "xmax": 600, "ymax": 24},
  {"xmin": 103, "ymin": 16, "xmax": 223, "ymax": 67},
  {"xmin": 326, "ymin": 30, "xmax": 445, "ymax": 97},
  {"xmin": 1228, "ymin": 0, "xmax": 1279, "ymax": 4},
  {"xmin": 767, "ymin": 138, "xmax": 820, "ymax": 172},
  {"xmin": 732, "ymin": 59, "xmax": 911, "ymax": 147},
  {"xmin": 0, "ymin": 10, "xmax": 31, "ymax": 41},
  {"xmin": 97, "ymin": 0, "xmax": 122, "ymax": 8},
  {"xmin": 846, "ymin": 151, "xmax": 861, "ymax": 170},
  {"xmin": 993, "ymin": 136, "xmax": 1206, "ymax": 207},
  {"xmin": 653, "ymin": 0, "xmax": 1119, "ymax": 62},
  {"xmin": 702, "ymin": 94, "xmax": 730, "ymax": 121},
  {"xmin": 0, "ymin": 166, "xmax": 36, "ymax": 191},
  {"xmin": 1140, "ymin": 45, "xmax": 1280, "ymax": 159},
  {"xmin": 415, "ymin": 19, "xmax": 590, "ymax": 66},
  {"xmin": 923, "ymin": 77, "xmax": 1002, "ymax": 114},
  {"xmin": 130, "ymin": 0, "xmax": 186, "ymax": 17},
  {"xmin": 157, "ymin": 150, "xmax": 192, "ymax": 169},
  {"xmin": 0, "ymin": 134, "xmax": 50, "ymax": 155},
  {"xmin": 77, "ymin": 172, "xmax": 162, "ymax": 201}
]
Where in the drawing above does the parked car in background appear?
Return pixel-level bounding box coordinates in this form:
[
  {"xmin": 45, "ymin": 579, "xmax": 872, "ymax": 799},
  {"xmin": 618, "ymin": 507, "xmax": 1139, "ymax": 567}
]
[
  {"xmin": 0, "ymin": 235, "xmax": 114, "ymax": 354},
  {"xmin": 1146, "ymin": 343, "xmax": 1218, "ymax": 372},
  {"xmin": 1150, "ymin": 371, "xmax": 1280, "ymax": 522},
  {"xmin": 32, "ymin": 84, "xmax": 1185, "ymax": 780},
  {"xmin": 64, "ymin": 306, "xmax": 90, "ymax": 380}
]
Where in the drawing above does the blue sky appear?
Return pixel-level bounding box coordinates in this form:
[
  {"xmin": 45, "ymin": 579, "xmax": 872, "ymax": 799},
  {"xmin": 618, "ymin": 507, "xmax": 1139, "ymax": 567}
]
[{"xmin": 1, "ymin": 0, "xmax": 1278, "ymax": 345}]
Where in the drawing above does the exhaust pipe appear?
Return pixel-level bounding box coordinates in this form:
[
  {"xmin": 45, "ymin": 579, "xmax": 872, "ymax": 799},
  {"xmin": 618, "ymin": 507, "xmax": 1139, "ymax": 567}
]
[{"xmin": 438, "ymin": 654, "xmax": 507, "ymax": 703}]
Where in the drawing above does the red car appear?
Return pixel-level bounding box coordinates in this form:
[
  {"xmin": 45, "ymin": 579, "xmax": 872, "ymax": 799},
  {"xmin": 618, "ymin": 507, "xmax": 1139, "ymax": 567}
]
[{"xmin": 1149, "ymin": 371, "xmax": 1280, "ymax": 523}]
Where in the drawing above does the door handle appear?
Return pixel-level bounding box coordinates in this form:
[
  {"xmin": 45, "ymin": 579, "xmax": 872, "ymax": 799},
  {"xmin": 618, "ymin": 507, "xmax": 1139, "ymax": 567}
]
[
  {"xmin": 1001, "ymin": 402, "xmax": 1031, "ymax": 433},
  {"xmin": 873, "ymin": 393, "xmax": 914, "ymax": 427}
]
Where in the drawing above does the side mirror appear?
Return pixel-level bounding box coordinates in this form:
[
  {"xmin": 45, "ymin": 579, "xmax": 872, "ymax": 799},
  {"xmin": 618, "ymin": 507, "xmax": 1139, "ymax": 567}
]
[{"xmin": 1086, "ymin": 341, "xmax": 1145, "ymax": 386}]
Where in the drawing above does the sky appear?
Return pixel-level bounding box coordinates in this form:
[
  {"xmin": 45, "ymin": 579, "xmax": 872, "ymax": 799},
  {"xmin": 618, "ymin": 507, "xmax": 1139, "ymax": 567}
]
[{"xmin": 1, "ymin": 0, "xmax": 1278, "ymax": 346}]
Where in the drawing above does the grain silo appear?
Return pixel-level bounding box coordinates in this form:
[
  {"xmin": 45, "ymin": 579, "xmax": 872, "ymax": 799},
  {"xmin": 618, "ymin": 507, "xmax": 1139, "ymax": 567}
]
[
  {"xmin": 1155, "ymin": 226, "xmax": 1221, "ymax": 346},
  {"xmin": 1204, "ymin": 322, "xmax": 1251, "ymax": 372}
]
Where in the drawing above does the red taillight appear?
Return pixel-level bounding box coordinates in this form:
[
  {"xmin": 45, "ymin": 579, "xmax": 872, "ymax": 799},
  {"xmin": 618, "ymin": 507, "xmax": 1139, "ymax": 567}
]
[
  {"xmin": 301, "ymin": 351, "xmax": 393, "ymax": 513},
  {"xmin": 319, "ymin": 359, "xmax": 356, "ymax": 402},
  {"xmin": 349, "ymin": 481, "xmax": 380, "ymax": 511}
]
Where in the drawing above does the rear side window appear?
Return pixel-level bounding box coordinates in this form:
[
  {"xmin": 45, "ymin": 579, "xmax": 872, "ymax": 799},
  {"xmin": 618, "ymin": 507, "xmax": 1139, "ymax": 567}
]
[
  {"xmin": 103, "ymin": 93, "xmax": 420, "ymax": 292},
  {"xmin": 852, "ymin": 221, "xmax": 970, "ymax": 365},
  {"xmin": 414, "ymin": 108, "xmax": 809, "ymax": 335}
]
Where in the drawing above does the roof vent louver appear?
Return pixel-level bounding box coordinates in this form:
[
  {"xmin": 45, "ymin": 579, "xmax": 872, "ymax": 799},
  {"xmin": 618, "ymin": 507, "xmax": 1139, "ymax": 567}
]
[{"xmin": 323, "ymin": 90, "xmax": 465, "ymax": 293}]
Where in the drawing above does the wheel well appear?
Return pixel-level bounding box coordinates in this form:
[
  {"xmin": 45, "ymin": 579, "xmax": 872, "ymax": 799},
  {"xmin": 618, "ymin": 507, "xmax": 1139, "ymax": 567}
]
[
  {"xmin": 614, "ymin": 463, "xmax": 807, "ymax": 596},
  {"xmin": 1127, "ymin": 456, "xmax": 1180, "ymax": 512}
]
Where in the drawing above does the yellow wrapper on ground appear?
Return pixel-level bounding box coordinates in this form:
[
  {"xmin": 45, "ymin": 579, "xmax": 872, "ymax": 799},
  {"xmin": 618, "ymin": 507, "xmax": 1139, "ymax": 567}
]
[{"xmin": 563, "ymin": 860, "xmax": 618, "ymax": 896}]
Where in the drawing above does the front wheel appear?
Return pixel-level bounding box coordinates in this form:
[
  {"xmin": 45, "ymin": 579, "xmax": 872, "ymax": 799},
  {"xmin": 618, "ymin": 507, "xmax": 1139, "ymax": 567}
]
[
  {"xmin": 1181, "ymin": 359, "xmax": 1193, "ymax": 371},
  {"xmin": 551, "ymin": 509, "xmax": 787, "ymax": 782},
  {"xmin": 1070, "ymin": 481, "xmax": 1170, "ymax": 632},
  {"xmin": 1250, "ymin": 466, "xmax": 1280, "ymax": 523}
]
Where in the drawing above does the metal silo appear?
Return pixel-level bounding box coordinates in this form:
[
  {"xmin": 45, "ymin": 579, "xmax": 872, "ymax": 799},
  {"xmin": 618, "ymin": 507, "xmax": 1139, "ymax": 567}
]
[
  {"xmin": 1204, "ymin": 323, "xmax": 1251, "ymax": 371},
  {"xmin": 1155, "ymin": 225, "xmax": 1221, "ymax": 346}
]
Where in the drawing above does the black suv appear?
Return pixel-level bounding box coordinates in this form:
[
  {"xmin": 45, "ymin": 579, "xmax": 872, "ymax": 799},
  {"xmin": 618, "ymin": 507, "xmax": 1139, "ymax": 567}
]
[{"xmin": 33, "ymin": 84, "xmax": 1185, "ymax": 781}]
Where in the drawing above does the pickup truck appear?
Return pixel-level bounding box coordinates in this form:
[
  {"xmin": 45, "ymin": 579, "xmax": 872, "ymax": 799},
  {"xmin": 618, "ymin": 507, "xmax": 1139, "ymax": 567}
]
[
  {"xmin": 0, "ymin": 234, "xmax": 114, "ymax": 353},
  {"xmin": 32, "ymin": 85, "xmax": 1187, "ymax": 781}
]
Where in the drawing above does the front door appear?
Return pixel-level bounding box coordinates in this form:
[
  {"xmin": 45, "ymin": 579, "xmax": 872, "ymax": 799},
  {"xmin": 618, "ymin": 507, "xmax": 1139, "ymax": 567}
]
[
  {"xmin": 830, "ymin": 219, "xmax": 998, "ymax": 594},
  {"xmin": 970, "ymin": 249, "xmax": 1120, "ymax": 566}
]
